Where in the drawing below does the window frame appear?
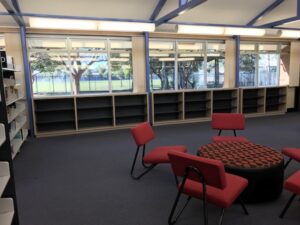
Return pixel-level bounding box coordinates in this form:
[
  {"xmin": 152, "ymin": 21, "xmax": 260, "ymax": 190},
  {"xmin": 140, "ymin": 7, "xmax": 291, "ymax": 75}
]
[{"xmin": 27, "ymin": 35, "xmax": 133, "ymax": 97}]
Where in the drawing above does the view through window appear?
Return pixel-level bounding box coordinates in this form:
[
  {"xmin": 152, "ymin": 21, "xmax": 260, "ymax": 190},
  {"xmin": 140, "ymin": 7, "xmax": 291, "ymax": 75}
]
[{"xmin": 28, "ymin": 36, "xmax": 133, "ymax": 96}]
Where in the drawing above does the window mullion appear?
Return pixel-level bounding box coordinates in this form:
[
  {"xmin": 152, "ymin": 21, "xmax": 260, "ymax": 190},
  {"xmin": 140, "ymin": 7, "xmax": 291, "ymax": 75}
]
[
  {"xmin": 107, "ymin": 39, "xmax": 112, "ymax": 93},
  {"xmin": 204, "ymin": 42, "xmax": 208, "ymax": 88},
  {"xmin": 175, "ymin": 41, "xmax": 178, "ymax": 90}
]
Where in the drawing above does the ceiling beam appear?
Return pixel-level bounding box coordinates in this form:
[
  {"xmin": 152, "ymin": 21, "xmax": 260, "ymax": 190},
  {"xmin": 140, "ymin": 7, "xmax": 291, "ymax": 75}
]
[
  {"xmin": 149, "ymin": 0, "xmax": 167, "ymax": 21},
  {"xmin": 155, "ymin": 0, "xmax": 207, "ymax": 26},
  {"xmin": 0, "ymin": 0, "xmax": 24, "ymax": 26},
  {"xmin": 247, "ymin": 0, "xmax": 284, "ymax": 26},
  {"xmin": 259, "ymin": 16, "xmax": 299, "ymax": 27}
]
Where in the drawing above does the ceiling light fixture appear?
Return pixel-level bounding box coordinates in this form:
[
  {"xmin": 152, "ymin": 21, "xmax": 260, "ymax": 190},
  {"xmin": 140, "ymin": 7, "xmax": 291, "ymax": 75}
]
[
  {"xmin": 224, "ymin": 27, "xmax": 265, "ymax": 36},
  {"xmin": 29, "ymin": 17, "xmax": 98, "ymax": 30},
  {"xmin": 98, "ymin": 21, "xmax": 155, "ymax": 32},
  {"xmin": 177, "ymin": 25, "xmax": 224, "ymax": 35},
  {"xmin": 280, "ymin": 30, "xmax": 300, "ymax": 38}
]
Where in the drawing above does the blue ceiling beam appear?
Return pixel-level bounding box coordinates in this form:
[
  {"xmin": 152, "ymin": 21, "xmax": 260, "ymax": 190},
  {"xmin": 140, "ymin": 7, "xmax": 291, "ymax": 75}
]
[
  {"xmin": 150, "ymin": 0, "xmax": 167, "ymax": 21},
  {"xmin": 0, "ymin": 0, "xmax": 24, "ymax": 26},
  {"xmin": 155, "ymin": 0, "xmax": 207, "ymax": 26},
  {"xmin": 247, "ymin": 0, "xmax": 284, "ymax": 26},
  {"xmin": 179, "ymin": 0, "xmax": 189, "ymax": 7}
]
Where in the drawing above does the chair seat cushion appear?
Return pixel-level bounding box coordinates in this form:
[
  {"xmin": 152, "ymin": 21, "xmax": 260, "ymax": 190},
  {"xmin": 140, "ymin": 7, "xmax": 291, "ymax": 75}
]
[
  {"xmin": 284, "ymin": 170, "xmax": 300, "ymax": 195},
  {"xmin": 144, "ymin": 146, "xmax": 187, "ymax": 164},
  {"xmin": 282, "ymin": 148, "xmax": 300, "ymax": 162},
  {"xmin": 179, "ymin": 173, "xmax": 248, "ymax": 208},
  {"xmin": 213, "ymin": 136, "xmax": 250, "ymax": 143}
]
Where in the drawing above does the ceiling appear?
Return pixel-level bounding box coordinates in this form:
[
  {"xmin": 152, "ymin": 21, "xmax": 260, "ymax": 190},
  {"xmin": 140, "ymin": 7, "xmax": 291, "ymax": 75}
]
[{"xmin": 0, "ymin": 0, "xmax": 299, "ymax": 30}]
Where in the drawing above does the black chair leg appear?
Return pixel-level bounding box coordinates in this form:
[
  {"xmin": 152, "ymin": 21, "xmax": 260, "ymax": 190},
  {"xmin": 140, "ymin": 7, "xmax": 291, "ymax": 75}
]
[
  {"xmin": 280, "ymin": 193, "xmax": 296, "ymax": 218},
  {"xmin": 218, "ymin": 208, "xmax": 225, "ymax": 225},
  {"xmin": 284, "ymin": 158, "xmax": 292, "ymax": 170},
  {"xmin": 218, "ymin": 130, "xmax": 222, "ymax": 136},
  {"xmin": 174, "ymin": 175, "xmax": 179, "ymax": 186},
  {"xmin": 233, "ymin": 130, "xmax": 237, "ymax": 136},
  {"xmin": 238, "ymin": 197, "xmax": 249, "ymax": 215},
  {"xmin": 168, "ymin": 193, "xmax": 191, "ymax": 225}
]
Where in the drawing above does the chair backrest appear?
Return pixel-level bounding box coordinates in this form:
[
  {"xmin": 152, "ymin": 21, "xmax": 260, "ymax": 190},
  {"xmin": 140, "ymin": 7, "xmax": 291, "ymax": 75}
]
[
  {"xmin": 168, "ymin": 151, "xmax": 227, "ymax": 189},
  {"xmin": 212, "ymin": 113, "xmax": 245, "ymax": 130},
  {"xmin": 131, "ymin": 122, "xmax": 155, "ymax": 146}
]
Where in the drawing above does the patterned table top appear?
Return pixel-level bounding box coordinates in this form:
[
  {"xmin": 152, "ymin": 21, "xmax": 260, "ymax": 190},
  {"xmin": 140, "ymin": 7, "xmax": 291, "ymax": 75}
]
[{"xmin": 198, "ymin": 141, "xmax": 283, "ymax": 169}]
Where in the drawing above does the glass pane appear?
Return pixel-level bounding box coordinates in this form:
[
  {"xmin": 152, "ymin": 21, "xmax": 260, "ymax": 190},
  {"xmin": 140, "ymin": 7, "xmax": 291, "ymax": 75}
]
[
  {"xmin": 28, "ymin": 38, "xmax": 67, "ymax": 51},
  {"xmin": 149, "ymin": 53, "xmax": 175, "ymax": 90},
  {"xmin": 177, "ymin": 42, "xmax": 203, "ymax": 51},
  {"xmin": 110, "ymin": 40, "xmax": 132, "ymax": 51},
  {"xmin": 178, "ymin": 53, "xmax": 205, "ymax": 89},
  {"xmin": 0, "ymin": 37, "xmax": 5, "ymax": 50},
  {"xmin": 259, "ymin": 44, "xmax": 277, "ymax": 53},
  {"xmin": 149, "ymin": 41, "xmax": 174, "ymax": 51},
  {"xmin": 240, "ymin": 44, "xmax": 255, "ymax": 52},
  {"xmin": 110, "ymin": 53, "xmax": 133, "ymax": 92},
  {"xmin": 258, "ymin": 54, "xmax": 279, "ymax": 86},
  {"xmin": 70, "ymin": 39, "xmax": 106, "ymax": 51},
  {"xmin": 207, "ymin": 43, "xmax": 225, "ymax": 88},
  {"xmin": 69, "ymin": 52, "xmax": 109, "ymax": 93},
  {"xmin": 239, "ymin": 54, "xmax": 256, "ymax": 87},
  {"xmin": 30, "ymin": 52, "xmax": 71, "ymax": 95},
  {"xmin": 280, "ymin": 45, "xmax": 290, "ymax": 85},
  {"xmin": 207, "ymin": 55, "xmax": 225, "ymax": 88}
]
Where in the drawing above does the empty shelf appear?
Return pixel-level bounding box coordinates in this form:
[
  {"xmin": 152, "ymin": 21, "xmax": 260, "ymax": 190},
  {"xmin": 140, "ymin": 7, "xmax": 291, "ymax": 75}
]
[{"xmin": 0, "ymin": 124, "xmax": 5, "ymax": 147}]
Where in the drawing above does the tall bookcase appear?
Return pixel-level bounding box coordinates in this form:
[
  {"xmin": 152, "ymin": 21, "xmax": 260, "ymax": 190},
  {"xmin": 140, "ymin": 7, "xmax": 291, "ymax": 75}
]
[
  {"xmin": 0, "ymin": 55, "xmax": 20, "ymax": 225},
  {"xmin": 0, "ymin": 51, "xmax": 28, "ymax": 159},
  {"xmin": 33, "ymin": 93, "xmax": 148, "ymax": 137}
]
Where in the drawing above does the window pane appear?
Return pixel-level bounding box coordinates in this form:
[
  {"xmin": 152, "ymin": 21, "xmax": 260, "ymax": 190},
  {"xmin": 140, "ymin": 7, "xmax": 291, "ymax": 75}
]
[
  {"xmin": 150, "ymin": 53, "xmax": 175, "ymax": 90},
  {"xmin": 110, "ymin": 52, "xmax": 133, "ymax": 92},
  {"xmin": 239, "ymin": 54, "xmax": 256, "ymax": 87},
  {"xmin": 206, "ymin": 43, "xmax": 225, "ymax": 88},
  {"xmin": 178, "ymin": 53, "xmax": 205, "ymax": 89},
  {"xmin": 70, "ymin": 39, "xmax": 106, "ymax": 51},
  {"xmin": 280, "ymin": 45, "xmax": 290, "ymax": 85},
  {"xmin": 110, "ymin": 40, "xmax": 132, "ymax": 51},
  {"xmin": 69, "ymin": 52, "xmax": 109, "ymax": 94},
  {"xmin": 149, "ymin": 41, "xmax": 175, "ymax": 90},
  {"xmin": 30, "ymin": 52, "xmax": 71, "ymax": 95},
  {"xmin": 258, "ymin": 54, "xmax": 279, "ymax": 86},
  {"xmin": 28, "ymin": 38, "xmax": 67, "ymax": 51}
]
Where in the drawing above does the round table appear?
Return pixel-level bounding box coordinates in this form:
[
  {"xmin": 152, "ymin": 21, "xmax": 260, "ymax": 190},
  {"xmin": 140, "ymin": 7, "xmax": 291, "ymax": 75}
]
[{"xmin": 198, "ymin": 141, "xmax": 284, "ymax": 203}]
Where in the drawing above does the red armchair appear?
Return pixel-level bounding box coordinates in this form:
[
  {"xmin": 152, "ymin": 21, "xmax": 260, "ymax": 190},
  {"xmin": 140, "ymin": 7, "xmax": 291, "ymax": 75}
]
[
  {"xmin": 279, "ymin": 170, "xmax": 300, "ymax": 218},
  {"xmin": 130, "ymin": 122, "xmax": 187, "ymax": 181},
  {"xmin": 212, "ymin": 113, "xmax": 249, "ymax": 143},
  {"xmin": 168, "ymin": 151, "xmax": 248, "ymax": 225},
  {"xmin": 282, "ymin": 147, "xmax": 300, "ymax": 169}
]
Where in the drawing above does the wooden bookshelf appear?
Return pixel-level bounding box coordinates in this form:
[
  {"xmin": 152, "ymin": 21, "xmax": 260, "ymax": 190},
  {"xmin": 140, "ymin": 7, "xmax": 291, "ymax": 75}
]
[
  {"xmin": 33, "ymin": 93, "xmax": 148, "ymax": 137},
  {"xmin": 212, "ymin": 89, "xmax": 238, "ymax": 113}
]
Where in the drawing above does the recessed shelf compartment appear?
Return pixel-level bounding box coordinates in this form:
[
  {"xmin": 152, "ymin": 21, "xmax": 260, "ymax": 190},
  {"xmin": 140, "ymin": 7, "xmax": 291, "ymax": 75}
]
[
  {"xmin": 0, "ymin": 198, "xmax": 14, "ymax": 225},
  {"xmin": 9, "ymin": 116, "xmax": 26, "ymax": 141},
  {"xmin": 76, "ymin": 96, "xmax": 113, "ymax": 109},
  {"xmin": 34, "ymin": 98, "xmax": 74, "ymax": 112},
  {"xmin": 153, "ymin": 92, "xmax": 183, "ymax": 123},
  {"xmin": 212, "ymin": 89, "xmax": 238, "ymax": 113},
  {"xmin": 241, "ymin": 88, "xmax": 265, "ymax": 114},
  {"xmin": 184, "ymin": 91, "xmax": 211, "ymax": 119},
  {"xmin": 115, "ymin": 95, "xmax": 147, "ymax": 125},
  {"xmin": 0, "ymin": 162, "xmax": 10, "ymax": 197},
  {"xmin": 265, "ymin": 87, "xmax": 287, "ymax": 113},
  {"xmin": 7, "ymin": 102, "xmax": 26, "ymax": 123}
]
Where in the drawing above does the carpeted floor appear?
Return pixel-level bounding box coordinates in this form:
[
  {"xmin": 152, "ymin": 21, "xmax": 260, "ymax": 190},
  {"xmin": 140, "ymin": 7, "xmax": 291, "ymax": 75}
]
[{"xmin": 13, "ymin": 112, "xmax": 300, "ymax": 225}]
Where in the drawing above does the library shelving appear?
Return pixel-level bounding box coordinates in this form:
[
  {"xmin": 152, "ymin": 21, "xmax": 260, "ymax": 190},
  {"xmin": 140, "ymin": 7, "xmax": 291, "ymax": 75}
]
[
  {"xmin": 152, "ymin": 92, "xmax": 183, "ymax": 124},
  {"xmin": 184, "ymin": 91, "xmax": 211, "ymax": 120},
  {"xmin": 0, "ymin": 57, "xmax": 20, "ymax": 225},
  {"xmin": 0, "ymin": 51, "xmax": 27, "ymax": 159},
  {"xmin": 33, "ymin": 93, "xmax": 148, "ymax": 137},
  {"xmin": 240, "ymin": 87, "xmax": 265, "ymax": 116},
  {"xmin": 212, "ymin": 89, "xmax": 238, "ymax": 113},
  {"xmin": 239, "ymin": 86, "xmax": 287, "ymax": 117},
  {"xmin": 265, "ymin": 87, "xmax": 287, "ymax": 114}
]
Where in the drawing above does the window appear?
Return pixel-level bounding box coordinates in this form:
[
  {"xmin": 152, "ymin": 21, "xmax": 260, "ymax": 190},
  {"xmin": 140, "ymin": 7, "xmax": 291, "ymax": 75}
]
[
  {"xmin": 239, "ymin": 42, "xmax": 289, "ymax": 87},
  {"xmin": 28, "ymin": 36, "xmax": 133, "ymax": 96},
  {"xmin": 149, "ymin": 39, "xmax": 225, "ymax": 91}
]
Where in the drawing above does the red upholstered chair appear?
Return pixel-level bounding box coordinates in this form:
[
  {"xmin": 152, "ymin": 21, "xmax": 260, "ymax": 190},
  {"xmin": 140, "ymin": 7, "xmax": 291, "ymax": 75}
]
[
  {"xmin": 282, "ymin": 147, "xmax": 300, "ymax": 169},
  {"xmin": 279, "ymin": 170, "xmax": 300, "ymax": 218},
  {"xmin": 212, "ymin": 113, "xmax": 249, "ymax": 143},
  {"xmin": 130, "ymin": 122, "xmax": 187, "ymax": 180},
  {"xmin": 168, "ymin": 151, "xmax": 248, "ymax": 225}
]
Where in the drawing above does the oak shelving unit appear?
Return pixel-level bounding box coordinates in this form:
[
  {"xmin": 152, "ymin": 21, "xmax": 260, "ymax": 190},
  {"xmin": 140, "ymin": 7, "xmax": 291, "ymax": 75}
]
[
  {"xmin": 265, "ymin": 87, "xmax": 287, "ymax": 113},
  {"xmin": 212, "ymin": 89, "xmax": 238, "ymax": 113},
  {"xmin": 152, "ymin": 92, "xmax": 183, "ymax": 124},
  {"xmin": 240, "ymin": 88, "xmax": 265, "ymax": 116},
  {"xmin": 33, "ymin": 93, "xmax": 148, "ymax": 137},
  {"xmin": 184, "ymin": 91, "xmax": 211, "ymax": 120}
]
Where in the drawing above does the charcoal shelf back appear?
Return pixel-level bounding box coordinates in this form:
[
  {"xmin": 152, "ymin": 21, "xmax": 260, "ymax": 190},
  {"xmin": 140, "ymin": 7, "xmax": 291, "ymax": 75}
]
[
  {"xmin": 184, "ymin": 91, "xmax": 211, "ymax": 119},
  {"xmin": 212, "ymin": 90, "xmax": 237, "ymax": 113}
]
